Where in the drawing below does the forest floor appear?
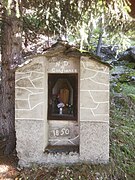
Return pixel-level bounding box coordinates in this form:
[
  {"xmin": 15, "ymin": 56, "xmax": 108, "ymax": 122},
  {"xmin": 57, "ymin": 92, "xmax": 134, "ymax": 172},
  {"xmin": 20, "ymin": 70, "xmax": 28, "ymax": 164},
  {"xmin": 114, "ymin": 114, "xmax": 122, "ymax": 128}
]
[{"xmin": 0, "ymin": 71, "xmax": 135, "ymax": 179}]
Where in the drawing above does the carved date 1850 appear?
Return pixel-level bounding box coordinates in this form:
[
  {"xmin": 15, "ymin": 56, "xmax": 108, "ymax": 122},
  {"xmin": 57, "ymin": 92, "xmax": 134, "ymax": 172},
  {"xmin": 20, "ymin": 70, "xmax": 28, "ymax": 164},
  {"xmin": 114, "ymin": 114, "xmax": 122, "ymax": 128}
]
[{"xmin": 49, "ymin": 127, "xmax": 70, "ymax": 138}]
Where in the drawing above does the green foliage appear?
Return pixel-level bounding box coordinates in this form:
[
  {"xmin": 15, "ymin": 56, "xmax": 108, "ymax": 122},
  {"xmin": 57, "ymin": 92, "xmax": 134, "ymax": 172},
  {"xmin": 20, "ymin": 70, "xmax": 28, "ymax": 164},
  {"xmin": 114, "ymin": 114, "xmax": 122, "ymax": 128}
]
[
  {"xmin": 110, "ymin": 75, "xmax": 135, "ymax": 178},
  {"xmin": 113, "ymin": 82, "xmax": 122, "ymax": 93},
  {"xmin": 128, "ymin": 94, "xmax": 135, "ymax": 103},
  {"xmin": 1, "ymin": 1, "xmax": 135, "ymax": 48},
  {"xmin": 126, "ymin": 62, "xmax": 135, "ymax": 69},
  {"xmin": 20, "ymin": 0, "xmax": 135, "ymax": 52},
  {"xmin": 119, "ymin": 73, "xmax": 134, "ymax": 82},
  {"xmin": 122, "ymin": 83, "xmax": 135, "ymax": 95},
  {"xmin": 110, "ymin": 107, "xmax": 135, "ymax": 178}
]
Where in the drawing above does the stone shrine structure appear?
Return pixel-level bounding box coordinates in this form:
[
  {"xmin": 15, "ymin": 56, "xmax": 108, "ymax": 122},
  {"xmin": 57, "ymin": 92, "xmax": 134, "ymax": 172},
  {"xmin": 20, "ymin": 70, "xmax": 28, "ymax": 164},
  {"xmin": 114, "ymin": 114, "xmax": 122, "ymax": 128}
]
[{"xmin": 15, "ymin": 41, "xmax": 110, "ymax": 166}]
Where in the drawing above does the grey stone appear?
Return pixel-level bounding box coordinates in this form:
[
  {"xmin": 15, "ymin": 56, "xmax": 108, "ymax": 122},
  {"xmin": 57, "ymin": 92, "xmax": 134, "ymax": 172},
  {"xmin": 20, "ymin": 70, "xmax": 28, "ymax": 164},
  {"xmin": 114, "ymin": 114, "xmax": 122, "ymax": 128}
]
[
  {"xmin": 15, "ymin": 88, "xmax": 31, "ymax": 99},
  {"xmin": 26, "ymin": 88, "xmax": 44, "ymax": 94},
  {"xmin": 93, "ymin": 103, "xmax": 109, "ymax": 115},
  {"xmin": 16, "ymin": 78, "xmax": 34, "ymax": 88},
  {"xmin": 80, "ymin": 68, "xmax": 97, "ymax": 79},
  {"xmin": 16, "ymin": 120, "xmax": 45, "ymax": 160},
  {"xmin": 16, "ymin": 72, "xmax": 31, "ymax": 81},
  {"xmin": 81, "ymin": 57, "xmax": 106, "ymax": 71},
  {"xmin": 30, "ymin": 72, "xmax": 44, "ymax": 80},
  {"xmin": 80, "ymin": 108, "xmax": 94, "ymax": 120},
  {"xmin": 80, "ymin": 91, "xmax": 98, "ymax": 108},
  {"xmin": 90, "ymin": 91, "xmax": 109, "ymax": 103},
  {"xmin": 91, "ymin": 72, "xmax": 109, "ymax": 84},
  {"xmin": 80, "ymin": 79, "xmax": 109, "ymax": 91},
  {"xmin": 16, "ymin": 100, "xmax": 29, "ymax": 109},
  {"xmin": 21, "ymin": 63, "xmax": 43, "ymax": 72},
  {"xmin": 48, "ymin": 121, "xmax": 79, "ymax": 146},
  {"xmin": 80, "ymin": 108, "xmax": 109, "ymax": 121},
  {"xmin": 29, "ymin": 93, "xmax": 44, "ymax": 109},
  {"xmin": 32, "ymin": 78, "xmax": 44, "ymax": 88},
  {"xmin": 15, "ymin": 103, "xmax": 44, "ymax": 119},
  {"xmin": 80, "ymin": 122, "xmax": 109, "ymax": 163}
]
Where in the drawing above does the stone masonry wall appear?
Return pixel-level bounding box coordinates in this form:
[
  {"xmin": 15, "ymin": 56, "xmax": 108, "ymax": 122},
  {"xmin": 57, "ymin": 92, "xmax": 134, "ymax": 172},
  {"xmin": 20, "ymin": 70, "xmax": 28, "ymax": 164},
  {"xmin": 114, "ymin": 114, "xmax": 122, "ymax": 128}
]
[
  {"xmin": 15, "ymin": 56, "xmax": 48, "ymax": 165},
  {"xmin": 15, "ymin": 56, "xmax": 79, "ymax": 166},
  {"xmin": 80, "ymin": 56, "xmax": 109, "ymax": 163},
  {"xmin": 15, "ymin": 54, "xmax": 109, "ymax": 166}
]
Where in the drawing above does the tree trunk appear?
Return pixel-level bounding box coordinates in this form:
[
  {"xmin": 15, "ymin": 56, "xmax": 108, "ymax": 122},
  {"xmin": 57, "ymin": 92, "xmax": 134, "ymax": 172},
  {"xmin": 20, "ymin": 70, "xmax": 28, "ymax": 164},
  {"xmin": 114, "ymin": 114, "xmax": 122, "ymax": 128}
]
[
  {"xmin": 96, "ymin": 32, "xmax": 102, "ymax": 56},
  {"xmin": 0, "ymin": 6, "xmax": 22, "ymax": 154}
]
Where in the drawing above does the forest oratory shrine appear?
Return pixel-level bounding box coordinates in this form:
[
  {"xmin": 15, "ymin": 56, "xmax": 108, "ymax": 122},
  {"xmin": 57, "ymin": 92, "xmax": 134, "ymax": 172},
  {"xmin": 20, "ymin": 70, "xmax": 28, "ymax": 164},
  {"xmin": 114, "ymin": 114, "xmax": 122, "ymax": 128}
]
[{"xmin": 15, "ymin": 41, "xmax": 110, "ymax": 166}]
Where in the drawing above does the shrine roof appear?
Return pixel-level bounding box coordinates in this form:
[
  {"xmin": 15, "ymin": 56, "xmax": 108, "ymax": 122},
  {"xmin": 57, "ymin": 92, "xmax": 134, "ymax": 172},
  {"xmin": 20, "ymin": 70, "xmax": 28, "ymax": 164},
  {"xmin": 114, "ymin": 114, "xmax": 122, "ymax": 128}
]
[{"xmin": 20, "ymin": 40, "xmax": 112, "ymax": 69}]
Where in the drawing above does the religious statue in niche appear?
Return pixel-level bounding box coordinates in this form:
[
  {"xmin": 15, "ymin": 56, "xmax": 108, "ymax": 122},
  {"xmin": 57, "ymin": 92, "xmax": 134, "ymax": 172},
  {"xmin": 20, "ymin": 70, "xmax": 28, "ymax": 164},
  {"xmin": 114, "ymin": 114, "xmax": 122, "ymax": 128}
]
[
  {"xmin": 48, "ymin": 73, "xmax": 78, "ymax": 120},
  {"xmin": 52, "ymin": 81, "xmax": 73, "ymax": 115},
  {"xmin": 57, "ymin": 87, "xmax": 74, "ymax": 115}
]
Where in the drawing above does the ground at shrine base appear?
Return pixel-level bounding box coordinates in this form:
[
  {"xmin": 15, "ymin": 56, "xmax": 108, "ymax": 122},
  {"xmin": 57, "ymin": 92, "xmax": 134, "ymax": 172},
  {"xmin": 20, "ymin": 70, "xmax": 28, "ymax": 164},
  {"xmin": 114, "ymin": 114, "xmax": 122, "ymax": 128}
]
[
  {"xmin": 0, "ymin": 105, "xmax": 135, "ymax": 179},
  {"xmin": 0, "ymin": 103, "xmax": 135, "ymax": 179},
  {"xmin": 0, "ymin": 151, "xmax": 134, "ymax": 180}
]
